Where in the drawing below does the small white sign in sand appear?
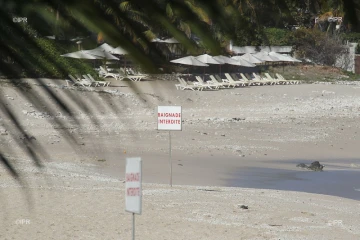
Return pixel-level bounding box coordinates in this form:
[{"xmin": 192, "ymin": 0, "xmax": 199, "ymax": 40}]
[
  {"xmin": 157, "ymin": 106, "xmax": 182, "ymax": 131},
  {"xmin": 125, "ymin": 157, "xmax": 142, "ymax": 214}
]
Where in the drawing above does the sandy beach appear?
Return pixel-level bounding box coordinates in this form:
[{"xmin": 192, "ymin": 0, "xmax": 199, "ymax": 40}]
[{"xmin": 1, "ymin": 77, "xmax": 360, "ymax": 239}]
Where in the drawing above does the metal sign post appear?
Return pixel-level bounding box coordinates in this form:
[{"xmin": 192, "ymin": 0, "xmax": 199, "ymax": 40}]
[
  {"xmin": 157, "ymin": 106, "xmax": 182, "ymax": 187},
  {"xmin": 132, "ymin": 213, "xmax": 135, "ymax": 240},
  {"xmin": 169, "ymin": 131, "xmax": 172, "ymax": 187}
]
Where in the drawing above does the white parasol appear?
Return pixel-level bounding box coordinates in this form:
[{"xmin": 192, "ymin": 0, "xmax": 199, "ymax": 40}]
[
  {"xmin": 233, "ymin": 53, "xmax": 263, "ymax": 64},
  {"xmin": 60, "ymin": 50, "xmax": 98, "ymax": 59},
  {"xmin": 230, "ymin": 56, "xmax": 256, "ymax": 67},
  {"xmin": 170, "ymin": 56, "xmax": 209, "ymax": 66}
]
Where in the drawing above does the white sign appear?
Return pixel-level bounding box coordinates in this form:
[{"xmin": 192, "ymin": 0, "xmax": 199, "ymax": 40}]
[
  {"xmin": 125, "ymin": 157, "xmax": 142, "ymax": 214},
  {"xmin": 157, "ymin": 106, "xmax": 182, "ymax": 131}
]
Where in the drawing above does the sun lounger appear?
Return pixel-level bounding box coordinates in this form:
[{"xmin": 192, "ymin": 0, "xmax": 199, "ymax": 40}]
[
  {"xmin": 275, "ymin": 73, "xmax": 300, "ymax": 84},
  {"xmin": 99, "ymin": 66, "xmax": 123, "ymax": 80},
  {"xmin": 120, "ymin": 67, "xmax": 147, "ymax": 81},
  {"xmin": 209, "ymin": 75, "xmax": 233, "ymax": 88},
  {"xmin": 252, "ymin": 73, "xmax": 274, "ymax": 85},
  {"xmin": 176, "ymin": 77, "xmax": 204, "ymax": 91},
  {"xmin": 128, "ymin": 68, "xmax": 149, "ymax": 77},
  {"xmin": 195, "ymin": 76, "xmax": 221, "ymax": 90},
  {"xmin": 67, "ymin": 74, "xmax": 92, "ymax": 87},
  {"xmin": 224, "ymin": 73, "xmax": 247, "ymax": 87},
  {"xmin": 239, "ymin": 73, "xmax": 261, "ymax": 86},
  {"xmin": 84, "ymin": 74, "xmax": 110, "ymax": 87},
  {"xmin": 230, "ymin": 73, "xmax": 252, "ymax": 86},
  {"xmin": 264, "ymin": 73, "xmax": 286, "ymax": 85}
]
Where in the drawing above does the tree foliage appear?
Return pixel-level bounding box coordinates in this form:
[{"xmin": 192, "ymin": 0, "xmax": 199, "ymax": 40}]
[{"xmin": 289, "ymin": 28, "xmax": 347, "ymax": 66}]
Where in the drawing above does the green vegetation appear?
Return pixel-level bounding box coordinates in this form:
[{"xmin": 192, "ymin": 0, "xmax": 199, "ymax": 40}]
[{"xmin": 263, "ymin": 28, "xmax": 291, "ymax": 46}]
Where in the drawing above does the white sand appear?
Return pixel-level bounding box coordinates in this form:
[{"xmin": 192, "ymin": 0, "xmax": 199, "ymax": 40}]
[{"xmin": 1, "ymin": 78, "xmax": 360, "ymax": 239}]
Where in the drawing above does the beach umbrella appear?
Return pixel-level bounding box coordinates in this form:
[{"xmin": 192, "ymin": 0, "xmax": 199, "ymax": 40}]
[
  {"xmin": 60, "ymin": 50, "xmax": 97, "ymax": 59},
  {"xmin": 213, "ymin": 55, "xmax": 244, "ymax": 76},
  {"xmin": 170, "ymin": 56, "xmax": 209, "ymax": 66},
  {"xmin": 195, "ymin": 54, "xmax": 221, "ymax": 64},
  {"xmin": 212, "ymin": 55, "xmax": 240, "ymax": 65},
  {"xmin": 252, "ymin": 51, "xmax": 280, "ymax": 62},
  {"xmin": 252, "ymin": 51, "xmax": 279, "ymax": 62},
  {"xmin": 230, "ymin": 56, "xmax": 256, "ymax": 67},
  {"xmin": 170, "ymin": 56, "xmax": 208, "ymax": 79},
  {"xmin": 195, "ymin": 54, "xmax": 222, "ymax": 78},
  {"xmin": 234, "ymin": 53, "xmax": 263, "ymax": 64},
  {"xmin": 94, "ymin": 43, "xmax": 115, "ymax": 53},
  {"xmin": 111, "ymin": 46, "xmax": 128, "ymax": 55},
  {"xmin": 85, "ymin": 49, "xmax": 119, "ymax": 60}
]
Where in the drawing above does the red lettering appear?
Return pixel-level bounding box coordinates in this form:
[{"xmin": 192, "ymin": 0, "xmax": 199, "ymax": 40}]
[
  {"xmin": 158, "ymin": 112, "xmax": 181, "ymax": 118},
  {"xmin": 126, "ymin": 173, "xmax": 140, "ymax": 182},
  {"xmin": 127, "ymin": 187, "xmax": 140, "ymax": 196}
]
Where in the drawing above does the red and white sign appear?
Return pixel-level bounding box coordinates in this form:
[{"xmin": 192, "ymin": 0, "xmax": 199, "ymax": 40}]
[
  {"xmin": 125, "ymin": 157, "xmax": 142, "ymax": 214},
  {"xmin": 157, "ymin": 106, "xmax": 182, "ymax": 131}
]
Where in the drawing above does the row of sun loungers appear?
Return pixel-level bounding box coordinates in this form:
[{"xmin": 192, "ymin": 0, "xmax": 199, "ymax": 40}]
[
  {"xmin": 67, "ymin": 74, "xmax": 110, "ymax": 87},
  {"xmin": 98, "ymin": 66, "xmax": 148, "ymax": 81},
  {"xmin": 176, "ymin": 73, "xmax": 300, "ymax": 91}
]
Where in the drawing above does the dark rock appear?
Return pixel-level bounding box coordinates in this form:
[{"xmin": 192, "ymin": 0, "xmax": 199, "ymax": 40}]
[
  {"xmin": 297, "ymin": 161, "xmax": 324, "ymax": 171},
  {"xmin": 232, "ymin": 117, "xmax": 246, "ymax": 121},
  {"xmin": 296, "ymin": 163, "xmax": 307, "ymax": 168},
  {"xmin": 308, "ymin": 161, "xmax": 325, "ymax": 171},
  {"xmin": 239, "ymin": 205, "xmax": 248, "ymax": 209}
]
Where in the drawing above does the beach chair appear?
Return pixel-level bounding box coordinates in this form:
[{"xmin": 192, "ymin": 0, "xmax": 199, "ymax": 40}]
[
  {"xmin": 240, "ymin": 73, "xmax": 262, "ymax": 86},
  {"xmin": 120, "ymin": 67, "xmax": 147, "ymax": 81},
  {"xmin": 195, "ymin": 76, "xmax": 220, "ymax": 90},
  {"xmin": 129, "ymin": 67, "xmax": 149, "ymax": 77},
  {"xmin": 230, "ymin": 73, "xmax": 251, "ymax": 86},
  {"xmin": 176, "ymin": 77, "xmax": 204, "ymax": 91},
  {"xmin": 84, "ymin": 74, "xmax": 110, "ymax": 87},
  {"xmin": 89, "ymin": 74, "xmax": 110, "ymax": 86},
  {"xmin": 224, "ymin": 73, "xmax": 247, "ymax": 87},
  {"xmin": 252, "ymin": 73, "xmax": 274, "ymax": 85},
  {"xmin": 209, "ymin": 75, "xmax": 233, "ymax": 88},
  {"xmin": 264, "ymin": 73, "xmax": 286, "ymax": 85},
  {"xmin": 275, "ymin": 73, "xmax": 300, "ymax": 85},
  {"xmin": 67, "ymin": 74, "xmax": 92, "ymax": 87},
  {"xmin": 99, "ymin": 66, "xmax": 123, "ymax": 80}
]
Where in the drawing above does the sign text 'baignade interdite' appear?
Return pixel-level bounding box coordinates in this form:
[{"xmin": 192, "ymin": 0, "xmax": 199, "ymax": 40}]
[{"xmin": 157, "ymin": 106, "xmax": 182, "ymax": 131}]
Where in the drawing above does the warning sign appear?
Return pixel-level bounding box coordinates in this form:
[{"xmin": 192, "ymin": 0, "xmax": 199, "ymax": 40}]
[{"xmin": 157, "ymin": 106, "xmax": 182, "ymax": 131}]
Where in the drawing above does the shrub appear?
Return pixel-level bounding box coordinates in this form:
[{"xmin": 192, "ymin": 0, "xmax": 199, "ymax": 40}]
[
  {"xmin": 288, "ymin": 28, "xmax": 348, "ymax": 66},
  {"xmin": 263, "ymin": 28, "xmax": 291, "ymax": 46}
]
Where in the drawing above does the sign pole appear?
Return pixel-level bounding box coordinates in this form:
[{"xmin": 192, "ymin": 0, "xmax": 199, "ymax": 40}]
[
  {"xmin": 169, "ymin": 130, "xmax": 172, "ymax": 187},
  {"xmin": 132, "ymin": 213, "xmax": 135, "ymax": 240}
]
